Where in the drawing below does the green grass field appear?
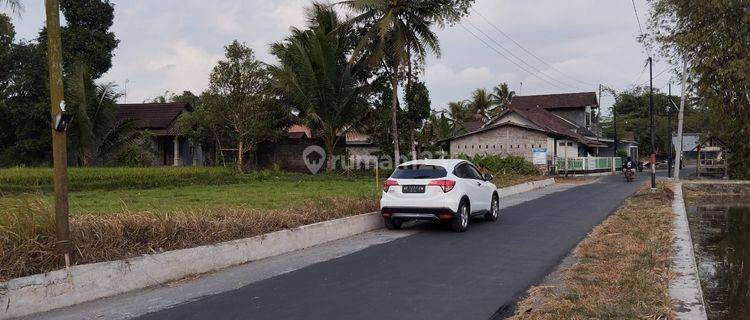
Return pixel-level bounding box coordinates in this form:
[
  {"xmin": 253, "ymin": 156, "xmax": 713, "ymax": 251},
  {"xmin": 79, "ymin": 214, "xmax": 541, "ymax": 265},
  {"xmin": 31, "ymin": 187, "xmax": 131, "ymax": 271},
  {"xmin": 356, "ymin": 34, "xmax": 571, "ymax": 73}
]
[
  {"xmin": 0, "ymin": 166, "xmax": 540, "ymax": 216},
  {"xmin": 0, "ymin": 167, "xmax": 380, "ymax": 215}
]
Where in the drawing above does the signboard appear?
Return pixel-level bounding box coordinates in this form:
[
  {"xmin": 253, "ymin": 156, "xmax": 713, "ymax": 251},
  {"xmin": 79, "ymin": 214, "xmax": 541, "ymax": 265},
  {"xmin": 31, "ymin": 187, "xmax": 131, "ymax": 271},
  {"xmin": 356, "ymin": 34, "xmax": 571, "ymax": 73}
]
[{"xmin": 532, "ymin": 148, "xmax": 547, "ymax": 165}]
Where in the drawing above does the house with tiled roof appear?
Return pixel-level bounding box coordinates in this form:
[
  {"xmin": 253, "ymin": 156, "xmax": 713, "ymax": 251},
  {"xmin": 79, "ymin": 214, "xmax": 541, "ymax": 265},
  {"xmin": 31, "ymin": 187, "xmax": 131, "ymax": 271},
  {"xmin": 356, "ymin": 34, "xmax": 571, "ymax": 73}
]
[
  {"xmin": 115, "ymin": 102, "xmax": 204, "ymax": 166},
  {"xmin": 445, "ymin": 92, "xmax": 638, "ymax": 172}
]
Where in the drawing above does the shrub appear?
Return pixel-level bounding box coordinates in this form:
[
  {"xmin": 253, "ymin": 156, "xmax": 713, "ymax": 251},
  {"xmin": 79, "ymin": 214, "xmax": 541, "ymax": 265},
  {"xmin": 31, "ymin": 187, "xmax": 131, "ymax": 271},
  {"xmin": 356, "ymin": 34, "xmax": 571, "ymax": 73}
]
[{"xmin": 456, "ymin": 154, "xmax": 538, "ymax": 176}]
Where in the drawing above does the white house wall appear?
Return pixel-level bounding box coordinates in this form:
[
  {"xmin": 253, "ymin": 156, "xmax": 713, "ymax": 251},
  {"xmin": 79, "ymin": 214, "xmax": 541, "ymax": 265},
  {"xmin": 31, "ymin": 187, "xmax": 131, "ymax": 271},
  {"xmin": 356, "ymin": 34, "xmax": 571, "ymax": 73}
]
[{"xmin": 450, "ymin": 126, "xmax": 548, "ymax": 162}]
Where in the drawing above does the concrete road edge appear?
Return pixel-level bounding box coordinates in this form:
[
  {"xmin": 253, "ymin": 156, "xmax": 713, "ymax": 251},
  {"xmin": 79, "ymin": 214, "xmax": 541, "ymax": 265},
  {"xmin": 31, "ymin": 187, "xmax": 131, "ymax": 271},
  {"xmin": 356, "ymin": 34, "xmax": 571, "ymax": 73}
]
[{"xmin": 669, "ymin": 182, "xmax": 708, "ymax": 319}]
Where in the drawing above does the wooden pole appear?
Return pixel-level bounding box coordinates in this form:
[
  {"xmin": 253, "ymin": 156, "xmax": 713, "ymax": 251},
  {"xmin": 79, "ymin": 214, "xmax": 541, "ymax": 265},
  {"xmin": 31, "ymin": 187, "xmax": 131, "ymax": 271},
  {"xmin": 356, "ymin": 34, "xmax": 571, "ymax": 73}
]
[
  {"xmin": 374, "ymin": 159, "xmax": 379, "ymax": 192},
  {"xmin": 45, "ymin": 0, "xmax": 72, "ymax": 265}
]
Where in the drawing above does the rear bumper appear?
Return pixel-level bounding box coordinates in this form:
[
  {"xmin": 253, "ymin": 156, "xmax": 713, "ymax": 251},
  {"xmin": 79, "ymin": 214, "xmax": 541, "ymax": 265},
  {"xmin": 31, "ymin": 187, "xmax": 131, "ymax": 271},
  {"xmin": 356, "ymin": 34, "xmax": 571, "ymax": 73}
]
[{"xmin": 381, "ymin": 207, "xmax": 457, "ymax": 220}]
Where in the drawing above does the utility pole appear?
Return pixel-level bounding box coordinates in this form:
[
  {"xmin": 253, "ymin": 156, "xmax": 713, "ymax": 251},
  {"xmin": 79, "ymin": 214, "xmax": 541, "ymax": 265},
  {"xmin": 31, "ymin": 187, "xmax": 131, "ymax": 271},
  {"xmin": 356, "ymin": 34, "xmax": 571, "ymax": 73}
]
[
  {"xmin": 649, "ymin": 57, "xmax": 656, "ymax": 189},
  {"xmin": 674, "ymin": 58, "xmax": 688, "ymax": 180},
  {"xmin": 45, "ymin": 0, "xmax": 72, "ymax": 266},
  {"xmin": 667, "ymin": 81, "xmax": 673, "ymax": 178}
]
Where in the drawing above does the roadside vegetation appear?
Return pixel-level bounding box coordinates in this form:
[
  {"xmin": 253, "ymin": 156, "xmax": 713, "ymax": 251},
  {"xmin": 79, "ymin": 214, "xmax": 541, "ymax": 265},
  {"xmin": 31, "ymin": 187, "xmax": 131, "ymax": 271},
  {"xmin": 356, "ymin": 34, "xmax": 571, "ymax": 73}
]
[
  {"xmin": 511, "ymin": 183, "xmax": 675, "ymax": 319},
  {"xmin": 0, "ymin": 196, "xmax": 377, "ymax": 282}
]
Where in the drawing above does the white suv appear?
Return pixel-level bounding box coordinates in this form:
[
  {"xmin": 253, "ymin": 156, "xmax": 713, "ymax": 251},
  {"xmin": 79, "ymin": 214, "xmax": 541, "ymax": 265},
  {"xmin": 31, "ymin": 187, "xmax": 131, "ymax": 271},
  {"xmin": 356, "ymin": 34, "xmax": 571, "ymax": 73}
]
[{"xmin": 380, "ymin": 159, "xmax": 499, "ymax": 232}]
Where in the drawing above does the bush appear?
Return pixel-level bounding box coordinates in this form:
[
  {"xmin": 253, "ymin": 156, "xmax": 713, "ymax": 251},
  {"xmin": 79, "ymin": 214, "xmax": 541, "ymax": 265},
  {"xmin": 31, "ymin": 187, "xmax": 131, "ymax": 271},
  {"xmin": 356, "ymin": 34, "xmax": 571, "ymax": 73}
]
[{"xmin": 456, "ymin": 154, "xmax": 538, "ymax": 176}]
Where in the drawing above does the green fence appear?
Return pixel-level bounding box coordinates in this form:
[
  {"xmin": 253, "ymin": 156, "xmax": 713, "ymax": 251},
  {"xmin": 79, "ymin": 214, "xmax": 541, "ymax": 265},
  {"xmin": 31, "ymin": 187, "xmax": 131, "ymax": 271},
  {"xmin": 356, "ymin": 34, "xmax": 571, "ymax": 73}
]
[{"xmin": 556, "ymin": 157, "xmax": 622, "ymax": 172}]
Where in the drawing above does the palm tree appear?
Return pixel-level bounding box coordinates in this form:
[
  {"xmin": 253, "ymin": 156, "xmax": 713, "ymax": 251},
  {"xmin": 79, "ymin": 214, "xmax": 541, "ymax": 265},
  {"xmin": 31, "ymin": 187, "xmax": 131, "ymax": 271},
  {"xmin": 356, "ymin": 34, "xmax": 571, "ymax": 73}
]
[
  {"xmin": 489, "ymin": 82, "xmax": 515, "ymax": 117},
  {"xmin": 446, "ymin": 100, "xmax": 472, "ymax": 133},
  {"xmin": 1, "ymin": 0, "xmax": 22, "ymax": 16},
  {"xmin": 469, "ymin": 88, "xmax": 493, "ymax": 122},
  {"xmin": 270, "ymin": 3, "xmax": 369, "ymax": 172},
  {"xmin": 341, "ymin": 0, "xmax": 472, "ymax": 164},
  {"xmin": 66, "ymin": 64, "xmax": 139, "ymax": 165}
]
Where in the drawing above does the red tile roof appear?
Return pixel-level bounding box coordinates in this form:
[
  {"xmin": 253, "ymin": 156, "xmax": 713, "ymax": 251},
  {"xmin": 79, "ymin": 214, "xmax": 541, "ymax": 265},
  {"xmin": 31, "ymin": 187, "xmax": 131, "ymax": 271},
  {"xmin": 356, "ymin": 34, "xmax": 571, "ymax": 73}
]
[
  {"xmin": 509, "ymin": 92, "xmax": 598, "ymax": 110},
  {"xmin": 115, "ymin": 103, "xmax": 190, "ymax": 130}
]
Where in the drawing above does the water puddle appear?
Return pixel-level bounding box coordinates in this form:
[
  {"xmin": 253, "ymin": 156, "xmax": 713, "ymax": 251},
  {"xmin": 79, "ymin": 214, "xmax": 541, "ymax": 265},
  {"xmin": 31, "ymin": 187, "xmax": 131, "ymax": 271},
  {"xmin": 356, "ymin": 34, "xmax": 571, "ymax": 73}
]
[{"xmin": 687, "ymin": 196, "xmax": 750, "ymax": 319}]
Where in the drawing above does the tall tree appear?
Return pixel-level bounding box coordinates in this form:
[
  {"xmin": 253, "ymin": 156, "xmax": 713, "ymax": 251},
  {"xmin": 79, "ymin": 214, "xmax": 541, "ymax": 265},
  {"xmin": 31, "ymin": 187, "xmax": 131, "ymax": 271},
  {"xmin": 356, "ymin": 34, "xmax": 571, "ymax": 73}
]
[
  {"xmin": 0, "ymin": 0, "xmax": 22, "ymax": 15},
  {"xmin": 342, "ymin": 0, "xmax": 474, "ymax": 164},
  {"xmin": 490, "ymin": 82, "xmax": 515, "ymax": 116},
  {"xmin": 446, "ymin": 100, "xmax": 472, "ymax": 133},
  {"xmin": 270, "ymin": 3, "xmax": 368, "ymax": 172},
  {"xmin": 206, "ymin": 41, "xmax": 289, "ymax": 172},
  {"xmin": 646, "ymin": 0, "xmax": 750, "ymax": 179},
  {"xmin": 60, "ymin": 0, "xmax": 118, "ymax": 78},
  {"xmin": 405, "ymin": 80, "xmax": 431, "ymax": 159},
  {"xmin": 469, "ymin": 88, "xmax": 492, "ymax": 122}
]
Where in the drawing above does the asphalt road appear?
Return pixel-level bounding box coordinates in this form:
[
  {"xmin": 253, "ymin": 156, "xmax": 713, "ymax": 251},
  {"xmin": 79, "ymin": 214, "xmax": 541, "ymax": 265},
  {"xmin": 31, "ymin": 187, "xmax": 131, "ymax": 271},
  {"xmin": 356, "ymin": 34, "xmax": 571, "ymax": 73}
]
[{"xmin": 134, "ymin": 172, "xmax": 664, "ymax": 320}]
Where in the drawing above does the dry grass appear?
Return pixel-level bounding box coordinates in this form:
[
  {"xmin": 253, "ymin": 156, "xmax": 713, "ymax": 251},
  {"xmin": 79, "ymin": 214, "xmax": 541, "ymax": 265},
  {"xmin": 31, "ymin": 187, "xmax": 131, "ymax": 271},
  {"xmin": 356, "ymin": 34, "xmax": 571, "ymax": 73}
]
[
  {"xmin": 511, "ymin": 183, "xmax": 676, "ymax": 320},
  {"xmin": 0, "ymin": 197, "xmax": 378, "ymax": 282}
]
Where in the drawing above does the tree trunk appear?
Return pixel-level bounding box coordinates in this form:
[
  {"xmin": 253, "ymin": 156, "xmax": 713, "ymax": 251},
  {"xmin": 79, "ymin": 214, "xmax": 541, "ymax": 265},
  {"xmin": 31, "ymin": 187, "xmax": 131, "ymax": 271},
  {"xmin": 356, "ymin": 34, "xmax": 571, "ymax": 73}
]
[
  {"xmin": 410, "ymin": 123, "xmax": 417, "ymax": 160},
  {"xmin": 390, "ymin": 74, "xmax": 401, "ymax": 165},
  {"xmin": 325, "ymin": 138, "xmax": 335, "ymax": 173},
  {"xmin": 236, "ymin": 139, "xmax": 244, "ymax": 173}
]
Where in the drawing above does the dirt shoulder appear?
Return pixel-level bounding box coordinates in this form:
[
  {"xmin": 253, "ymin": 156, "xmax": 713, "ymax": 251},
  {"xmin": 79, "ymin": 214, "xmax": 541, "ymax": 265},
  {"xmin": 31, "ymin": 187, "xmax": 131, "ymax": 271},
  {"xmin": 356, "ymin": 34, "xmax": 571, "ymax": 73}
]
[{"xmin": 510, "ymin": 183, "xmax": 675, "ymax": 319}]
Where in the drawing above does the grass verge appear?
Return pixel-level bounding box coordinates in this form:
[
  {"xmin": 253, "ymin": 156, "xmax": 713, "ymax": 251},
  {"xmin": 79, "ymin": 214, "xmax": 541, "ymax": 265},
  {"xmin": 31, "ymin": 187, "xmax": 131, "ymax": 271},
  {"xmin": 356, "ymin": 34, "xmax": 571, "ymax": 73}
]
[
  {"xmin": 0, "ymin": 197, "xmax": 378, "ymax": 282},
  {"xmin": 510, "ymin": 182, "xmax": 675, "ymax": 319}
]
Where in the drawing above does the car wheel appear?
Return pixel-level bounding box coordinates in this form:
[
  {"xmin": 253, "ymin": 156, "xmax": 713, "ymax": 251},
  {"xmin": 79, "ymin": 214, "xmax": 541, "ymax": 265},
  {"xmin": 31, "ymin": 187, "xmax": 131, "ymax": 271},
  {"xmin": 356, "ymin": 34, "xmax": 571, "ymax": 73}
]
[
  {"xmin": 485, "ymin": 195, "xmax": 499, "ymax": 221},
  {"xmin": 384, "ymin": 217, "xmax": 402, "ymax": 230},
  {"xmin": 451, "ymin": 201, "xmax": 469, "ymax": 232}
]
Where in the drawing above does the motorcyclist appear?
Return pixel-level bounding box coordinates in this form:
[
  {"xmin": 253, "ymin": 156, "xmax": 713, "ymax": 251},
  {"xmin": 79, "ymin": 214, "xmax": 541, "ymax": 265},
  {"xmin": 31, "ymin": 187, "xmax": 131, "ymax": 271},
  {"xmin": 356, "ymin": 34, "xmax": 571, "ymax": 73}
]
[{"xmin": 623, "ymin": 157, "xmax": 636, "ymax": 172}]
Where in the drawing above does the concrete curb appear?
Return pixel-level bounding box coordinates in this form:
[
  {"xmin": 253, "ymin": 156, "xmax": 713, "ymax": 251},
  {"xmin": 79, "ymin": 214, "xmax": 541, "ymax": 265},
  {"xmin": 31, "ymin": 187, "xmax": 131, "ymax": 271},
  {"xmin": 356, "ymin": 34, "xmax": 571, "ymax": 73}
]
[
  {"xmin": 669, "ymin": 182, "xmax": 708, "ymax": 319},
  {"xmin": 1, "ymin": 178, "xmax": 556, "ymax": 319},
  {"xmin": 0, "ymin": 212, "xmax": 384, "ymax": 319},
  {"xmin": 497, "ymin": 178, "xmax": 555, "ymax": 198}
]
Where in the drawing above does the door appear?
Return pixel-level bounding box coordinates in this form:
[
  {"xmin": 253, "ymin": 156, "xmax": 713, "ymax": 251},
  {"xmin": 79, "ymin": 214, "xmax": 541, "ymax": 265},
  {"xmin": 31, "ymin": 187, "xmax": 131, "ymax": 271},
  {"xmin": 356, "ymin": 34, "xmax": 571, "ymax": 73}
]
[
  {"xmin": 455, "ymin": 163, "xmax": 487, "ymax": 212},
  {"xmin": 464, "ymin": 164, "xmax": 491, "ymax": 212}
]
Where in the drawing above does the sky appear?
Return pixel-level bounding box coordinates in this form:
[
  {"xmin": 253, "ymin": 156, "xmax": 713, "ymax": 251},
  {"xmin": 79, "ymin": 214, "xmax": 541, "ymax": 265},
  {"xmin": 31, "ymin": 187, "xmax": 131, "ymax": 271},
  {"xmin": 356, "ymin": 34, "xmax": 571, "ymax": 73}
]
[{"xmin": 7, "ymin": 0, "xmax": 677, "ymax": 116}]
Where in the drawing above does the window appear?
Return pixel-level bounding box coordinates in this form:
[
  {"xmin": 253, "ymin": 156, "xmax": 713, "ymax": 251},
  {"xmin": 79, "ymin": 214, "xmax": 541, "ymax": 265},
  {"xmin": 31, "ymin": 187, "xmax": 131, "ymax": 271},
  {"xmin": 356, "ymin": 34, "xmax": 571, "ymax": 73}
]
[
  {"xmin": 479, "ymin": 145, "xmax": 482, "ymax": 149},
  {"xmin": 392, "ymin": 165, "xmax": 447, "ymax": 179},
  {"xmin": 455, "ymin": 163, "xmax": 483, "ymax": 180},
  {"xmin": 466, "ymin": 164, "xmax": 483, "ymax": 180}
]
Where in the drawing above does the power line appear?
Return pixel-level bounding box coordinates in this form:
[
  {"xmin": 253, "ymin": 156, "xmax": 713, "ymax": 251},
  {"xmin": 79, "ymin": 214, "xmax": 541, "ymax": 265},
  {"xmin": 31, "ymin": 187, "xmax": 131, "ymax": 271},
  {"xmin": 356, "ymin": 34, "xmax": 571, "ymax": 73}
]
[
  {"xmin": 631, "ymin": 0, "xmax": 645, "ymax": 35},
  {"xmin": 637, "ymin": 66, "xmax": 671, "ymax": 87},
  {"xmin": 470, "ymin": 7, "xmax": 594, "ymax": 87},
  {"xmin": 458, "ymin": 22, "xmax": 573, "ymax": 92},
  {"xmin": 463, "ymin": 19, "xmax": 586, "ymax": 91},
  {"xmin": 630, "ymin": 0, "xmax": 653, "ymax": 57}
]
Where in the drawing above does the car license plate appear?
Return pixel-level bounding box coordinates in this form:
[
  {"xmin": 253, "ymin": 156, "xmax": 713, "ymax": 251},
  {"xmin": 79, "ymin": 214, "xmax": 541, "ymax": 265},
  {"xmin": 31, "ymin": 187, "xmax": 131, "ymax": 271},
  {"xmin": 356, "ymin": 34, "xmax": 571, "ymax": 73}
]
[{"xmin": 402, "ymin": 185, "xmax": 425, "ymax": 193}]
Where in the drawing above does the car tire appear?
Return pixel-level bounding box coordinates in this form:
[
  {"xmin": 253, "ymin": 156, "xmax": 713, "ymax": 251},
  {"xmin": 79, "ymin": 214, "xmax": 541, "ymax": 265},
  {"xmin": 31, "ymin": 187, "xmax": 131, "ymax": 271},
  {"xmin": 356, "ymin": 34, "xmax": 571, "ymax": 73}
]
[
  {"xmin": 384, "ymin": 217, "xmax": 402, "ymax": 230},
  {"xmin": 451, "ymin": 201, "xmax": 469, "ymax": 232},
  {"xmin": 485, "ymin": 195, "xmax": 499, "ymax": 221}
]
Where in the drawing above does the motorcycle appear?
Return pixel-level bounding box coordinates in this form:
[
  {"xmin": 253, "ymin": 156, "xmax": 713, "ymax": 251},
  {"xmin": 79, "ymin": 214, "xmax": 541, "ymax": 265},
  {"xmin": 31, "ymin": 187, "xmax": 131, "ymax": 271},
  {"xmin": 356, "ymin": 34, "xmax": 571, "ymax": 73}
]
[{"xmin": 624, "ymin": 168, "xmax": 635, "ymax": 182}]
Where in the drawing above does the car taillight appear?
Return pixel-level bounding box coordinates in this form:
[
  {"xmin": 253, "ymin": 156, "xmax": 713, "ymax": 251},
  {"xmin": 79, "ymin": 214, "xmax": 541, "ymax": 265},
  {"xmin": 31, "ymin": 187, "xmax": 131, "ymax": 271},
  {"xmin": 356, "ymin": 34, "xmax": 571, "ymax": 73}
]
[
  {"xmin": 428, "ymin": 179, "xmax": 456, "ymax": 193},
  {"xmin": 383, "ymin": 179, "xmax": 399, "ymax": 192}
]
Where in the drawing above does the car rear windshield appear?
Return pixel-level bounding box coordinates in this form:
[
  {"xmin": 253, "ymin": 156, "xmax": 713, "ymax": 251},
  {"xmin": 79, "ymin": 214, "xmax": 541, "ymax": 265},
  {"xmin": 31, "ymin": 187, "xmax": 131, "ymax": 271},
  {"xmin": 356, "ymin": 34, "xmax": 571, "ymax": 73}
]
[{"xmin": 391, "ymin": 164, "xmax": 447, "ymax": 179}]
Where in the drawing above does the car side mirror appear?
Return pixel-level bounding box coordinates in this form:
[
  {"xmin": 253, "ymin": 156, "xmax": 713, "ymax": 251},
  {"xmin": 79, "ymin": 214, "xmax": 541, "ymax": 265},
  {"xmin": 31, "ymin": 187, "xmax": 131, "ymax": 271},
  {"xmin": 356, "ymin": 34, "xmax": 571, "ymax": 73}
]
[{"xmin": 483, "ymin": 173, "xmax": 493, "ymax": 181}]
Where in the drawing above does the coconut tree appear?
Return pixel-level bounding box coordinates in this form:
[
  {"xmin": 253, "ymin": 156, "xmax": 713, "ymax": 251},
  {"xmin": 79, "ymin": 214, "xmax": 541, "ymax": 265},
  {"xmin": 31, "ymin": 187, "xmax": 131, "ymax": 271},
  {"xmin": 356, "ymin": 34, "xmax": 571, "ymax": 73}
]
[
  {"xmin": 1, "ymin": 0, "xmax": 22, "ymax": 15},
  {"xmin": 490, "ymin": 82, "xmax": 515, "ymax": 117},
  {"xmin": 270, "ymin": 3, "xmax": 369, "ymax": 172},
  {"xmin": 446, "ymin": 100, "xmax": 472, "ymax": 133},
  {"xmin": 469, "ymin": 88, "xmax": 493, "ymax": 122},
  {"xmin": 341, "ymin": 0, "xmax": 474, "ymax": 164}
]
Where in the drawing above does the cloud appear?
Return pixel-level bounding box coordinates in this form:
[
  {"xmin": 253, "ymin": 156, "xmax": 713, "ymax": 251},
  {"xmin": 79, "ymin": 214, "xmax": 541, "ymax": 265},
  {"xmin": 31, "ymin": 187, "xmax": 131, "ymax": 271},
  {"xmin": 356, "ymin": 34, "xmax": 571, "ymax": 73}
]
[{"xmin": 10, "ymin": 0, "xmax": 670, "ymax": 113}]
